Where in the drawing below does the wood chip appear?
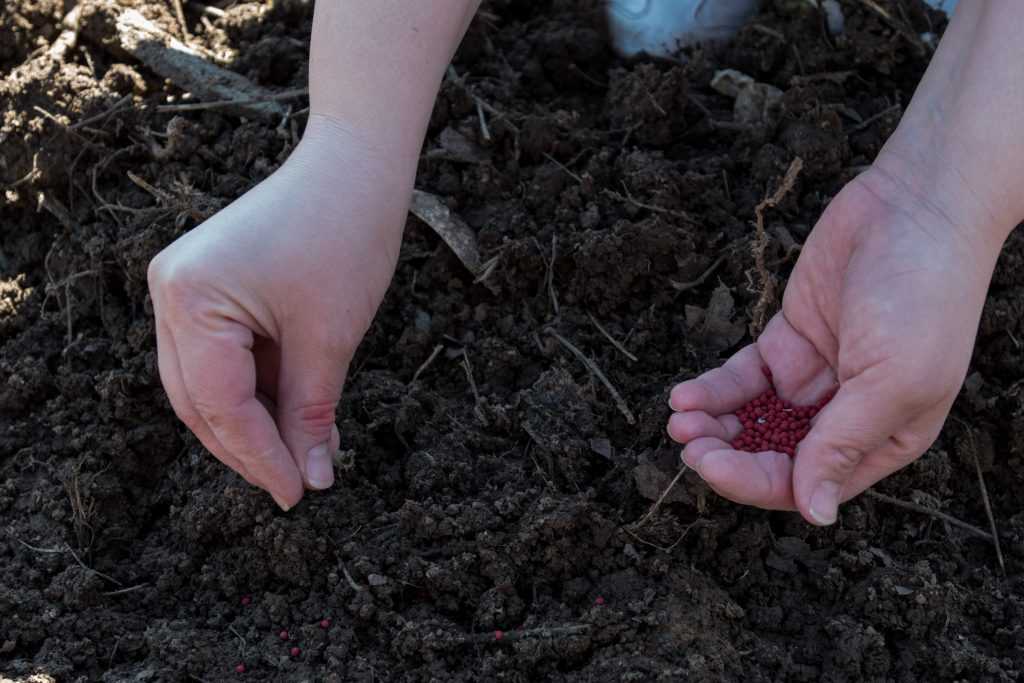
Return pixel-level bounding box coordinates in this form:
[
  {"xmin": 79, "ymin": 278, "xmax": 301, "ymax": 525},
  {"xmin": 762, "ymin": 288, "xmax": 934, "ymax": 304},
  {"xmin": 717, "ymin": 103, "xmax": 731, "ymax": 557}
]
[
  {"xmin": 81, "ymin": 1, "xmax": 286, "ymax": 120},
  {"xmin": 409, "ymin": 190, "xmax": 483, "ymax": 276}
]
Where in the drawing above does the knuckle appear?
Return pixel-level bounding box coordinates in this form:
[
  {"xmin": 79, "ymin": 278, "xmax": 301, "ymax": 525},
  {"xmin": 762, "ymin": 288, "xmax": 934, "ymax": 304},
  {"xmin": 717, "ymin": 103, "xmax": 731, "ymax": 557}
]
[
  {"xmin": 894, "ymin": 427, "xmax": 939, "ymax": 461},
  {"xmin": 826, "ymin": 445, "xmax": 864, "ymax": 477},
  {"xmin": 148, "ymin": 253, "xmax": 207, "ymax": 316},
  {"xmin": 288, "ymin": 398, "xmax": 338, "ymax": 433},
  {"xmin": 146, "ymin": 250, "xmax": 166, "ymax": 290},
  {"xmin": 172, "ymin": 404, "xmax": 204, "ymax": 433},
  {"xmin": 192, "ymin": 395, "xmax": 240, "ymax": 432}
]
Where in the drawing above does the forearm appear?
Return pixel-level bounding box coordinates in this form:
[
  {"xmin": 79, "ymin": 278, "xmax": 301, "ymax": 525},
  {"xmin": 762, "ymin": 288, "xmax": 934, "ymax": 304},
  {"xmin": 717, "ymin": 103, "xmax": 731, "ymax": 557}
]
[
  {"xmin": 307, "ymin": 1, "xmax": 481, "ymax": 158},
  {"xmin": 876, "ymin": 1, "xmax": 1024, "ymax": 253}
]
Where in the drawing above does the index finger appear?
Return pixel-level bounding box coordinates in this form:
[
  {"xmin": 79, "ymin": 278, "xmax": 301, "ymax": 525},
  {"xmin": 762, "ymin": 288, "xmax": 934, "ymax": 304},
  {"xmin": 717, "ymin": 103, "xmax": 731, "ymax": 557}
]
[
  {"xmin": 172, "ymin": 318, "xmax": 304, "ymax": 511},
  {"xmin": 669, "ymin": 344, "xmax": 771, "ymax": 415}
]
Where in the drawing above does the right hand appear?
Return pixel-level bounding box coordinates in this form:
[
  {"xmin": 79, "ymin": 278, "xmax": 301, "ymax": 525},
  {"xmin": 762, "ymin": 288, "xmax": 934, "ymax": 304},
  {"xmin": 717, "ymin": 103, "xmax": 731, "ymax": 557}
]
[
  {"xmin": 668, "ymin": 161, "xmax": 1004, "ymax": 525},
  {"xmin": 148, "ymin": 115, "xmax": 414, "ymax": 510}
]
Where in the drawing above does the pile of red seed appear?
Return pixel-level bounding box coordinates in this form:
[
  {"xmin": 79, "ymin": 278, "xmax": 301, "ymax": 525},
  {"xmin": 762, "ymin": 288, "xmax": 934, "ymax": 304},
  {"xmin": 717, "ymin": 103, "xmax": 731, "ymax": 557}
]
[{"xmin": 730, "ymin": 367, "xmax": 834, "ymax": 456}]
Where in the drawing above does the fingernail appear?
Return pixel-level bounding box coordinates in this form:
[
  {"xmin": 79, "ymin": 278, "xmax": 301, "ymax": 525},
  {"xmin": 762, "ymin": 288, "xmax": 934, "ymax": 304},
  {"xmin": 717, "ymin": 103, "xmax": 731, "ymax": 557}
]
[
  {"xmin": 681, "ymin": 448, "xmax": 701, "ymax": 471},
  {"xmin": 272, "ymin": 492, "xmax": 292, "ymax": 512},
  {"xmin": 809, "ymin": 481, "xmax": 841, "ymax": 526},
  {"xmin": 306, "ymin": 442, "xmax": 335, "ymax": 490}
]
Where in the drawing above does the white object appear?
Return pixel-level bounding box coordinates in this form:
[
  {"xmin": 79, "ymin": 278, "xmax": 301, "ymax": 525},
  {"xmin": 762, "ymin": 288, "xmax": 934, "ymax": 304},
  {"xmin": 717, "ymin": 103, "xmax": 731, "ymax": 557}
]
[
  {"xmin": 607, "ymin": 0, "xmax": 956, "ymax": 58},
  {"xmin": 607, "ymin": 0, "xmax": 760, "ymax": 59},
  {"xmin": 925, "ymin": 0, "xmax": 957, "ymax": 13}
]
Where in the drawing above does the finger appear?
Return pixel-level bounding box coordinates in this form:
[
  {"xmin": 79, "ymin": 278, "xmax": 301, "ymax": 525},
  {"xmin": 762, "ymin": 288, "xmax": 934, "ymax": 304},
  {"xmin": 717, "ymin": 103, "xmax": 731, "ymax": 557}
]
[
  {"xmin": 757, "ymin": 313, "xmax": 838, "ymax": 404},
  {"xmin": 667, "ymin": 411, "xmax": 741, "ymax": 444},
  {"xmin": 275, "ymin": 330, "xmax": 349, "ymax": 491},
  {"xmin": 696, "ymin": 448, "xmax": 798, "ymax": 511},
  {"xmin": 155, "ymin": 318, "xmax": 254, "ymax": 483},
  {"xmin": 682, "ymin": 437, "xmax": 798, "ymax": 511},
  {"xmin": 174, "ymin": 320, "xmax": 305, "ymax": 511},
  {"xmin": 681, "ymin": 436, "xmax": 733, "ymax": 469},
  {"xmin": 792, "ymin": 372, "xmax": 913, "ymax": 526},
  {"xmin": 669, "ymin": 344, "xmax": 771, "ymax": 415}
]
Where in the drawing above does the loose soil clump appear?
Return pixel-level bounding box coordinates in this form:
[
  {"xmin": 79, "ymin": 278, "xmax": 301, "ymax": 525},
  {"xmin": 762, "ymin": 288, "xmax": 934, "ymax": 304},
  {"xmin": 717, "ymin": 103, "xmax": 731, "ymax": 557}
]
[{"xmin": 2, "ymin": 1, "xmax": 1023, "ymax": 681}]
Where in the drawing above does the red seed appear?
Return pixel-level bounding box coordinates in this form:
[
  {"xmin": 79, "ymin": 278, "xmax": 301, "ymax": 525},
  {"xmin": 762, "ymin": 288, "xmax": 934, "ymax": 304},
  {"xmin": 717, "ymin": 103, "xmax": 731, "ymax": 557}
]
[
  {"xmin": 279, "ymin": 629, "xmax": 289, "ymax": 641},
  {"xmin": 235, "ymin": 663, "xmax": 246, "ymax": 674},
  {"xmin": 595, "ymin": 596, "xmax": 606, "ymax": 606},
  {"xmin": 495, "ymin": 630, "xmax": 505, "ymax": 641},
  {"xmin": 761, "ymin": 365, "xmax": 772, "ymax": 379},
  {"xmin": 319, "ymin": 618, "xmax": 331, "ymax": 629},
  {"xmin": 290, "ymin": 646, "xmax": 301, "ymax": 658}
]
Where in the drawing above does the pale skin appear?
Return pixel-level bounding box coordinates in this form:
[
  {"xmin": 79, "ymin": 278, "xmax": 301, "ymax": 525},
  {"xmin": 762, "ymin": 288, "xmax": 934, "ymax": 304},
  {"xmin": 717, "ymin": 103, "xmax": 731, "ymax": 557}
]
[{"xmin": 149, "ymin": 1, "xmax": 1021, "ymax": 518}]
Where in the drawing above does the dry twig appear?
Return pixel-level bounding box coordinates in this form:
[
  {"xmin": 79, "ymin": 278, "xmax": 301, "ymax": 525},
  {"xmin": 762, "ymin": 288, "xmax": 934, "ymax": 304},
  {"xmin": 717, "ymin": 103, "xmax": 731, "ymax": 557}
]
[
  {"xmin": 670, "ymin": 253, "xmax": 728, "ymax": 293},
  {"xmin": 342, "ymin": 565, "xmax": 367, "ymax": 592},
  {"xmin": 587, "ymin": 313, "xmax": 637, "ymax": 363},
  {"xmin": 750, "ymin": 157, "xmax": 802, "ymax": 335},
  {"xmin": 156, "ymin": 88, "xmax": 308, "ymax": 113},
  {"xmin": 864, "ymin": 490, "xmax": 994, "ymax": 543},
  {"xmin": 411, "ymin": 344, "xmax": 444, "ymax": 385},
  {"xmin": 848, "ymin": 102, "xmax": 901, "ymax": 133},
  {"xmin": 633, "ymin": 467, "xmax": 688, "ymax": 528},
  {"xmin": 958, "ymin": 424, "xmax": 1006, "ymax": 574},
  {"xmin": 459, "ymin": 624, "xmax": 590, "ymax": 645},
  {"xmin": 171, "ymin": 0, "xmax": 191, "ymax": 41},
  {"xmin": 461, "ymin": 350, "xmax": 489, "ymax": 425},
  {"xmin": 603, "ymin": 184, "xmax": 698, "ymax": 226},
  {"xmin": 70, "ymin": 94, "xmax": 133, "ymax": 131},
  {"xmin": 547, "ymin": 329, "xmax": 636, "ymax": 425}
]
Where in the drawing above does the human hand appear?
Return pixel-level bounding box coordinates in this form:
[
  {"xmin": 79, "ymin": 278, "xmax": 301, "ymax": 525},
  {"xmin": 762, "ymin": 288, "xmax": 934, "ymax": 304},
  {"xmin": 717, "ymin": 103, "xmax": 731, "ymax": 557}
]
[
  {"xmin": 667, "ymin": 164, "xmax": 1002, "ymax": 525},
  {"xmin": 148, "ymin": 115, "xmax": 413, "ymax": 510}
]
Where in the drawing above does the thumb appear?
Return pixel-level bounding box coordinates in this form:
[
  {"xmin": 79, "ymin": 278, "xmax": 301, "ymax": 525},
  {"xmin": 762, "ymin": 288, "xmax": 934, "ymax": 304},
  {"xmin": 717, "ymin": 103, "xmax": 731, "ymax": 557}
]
[
  {"xmin": 276, "ymin": 333, "xmax": 349, "ymax": 491},
  {"xmin": 792, "ymin": 374, "xmax": 907, "ymax": 526}
]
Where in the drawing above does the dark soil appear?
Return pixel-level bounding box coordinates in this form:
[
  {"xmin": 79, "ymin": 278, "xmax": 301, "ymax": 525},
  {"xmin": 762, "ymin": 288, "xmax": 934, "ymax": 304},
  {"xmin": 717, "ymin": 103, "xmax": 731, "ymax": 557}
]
[{"xmin": 3, "ymin": 0, "xmax": 1024, "ymax": 681}]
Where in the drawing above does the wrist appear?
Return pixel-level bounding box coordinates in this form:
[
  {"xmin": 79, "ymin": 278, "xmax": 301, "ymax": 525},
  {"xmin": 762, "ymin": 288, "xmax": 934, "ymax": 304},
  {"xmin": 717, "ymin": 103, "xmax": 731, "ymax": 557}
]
[
  {"xmin": 308, "ymin": 1, "xmax": 479, "ymax": 160},
  {"xmin": 872, "ymin": 133, "xmax": 1017, "ymax": 262},
  {"xmin": 273, "ymin": 114, "xmax": 416, "ymax": 242}
]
